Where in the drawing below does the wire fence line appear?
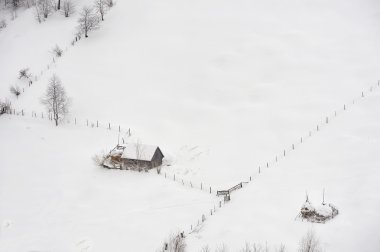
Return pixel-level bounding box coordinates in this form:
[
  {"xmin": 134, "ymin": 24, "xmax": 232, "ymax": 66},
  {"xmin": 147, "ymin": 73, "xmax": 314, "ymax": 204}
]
[
  {"xmin": 3, "ymin": 81, "xmax": 379, "ymax": 239},
  {"xmin": 239, "ymin": 81, "xmax": 380, "ymax": 192},
  {"xmin": 3, "ymin": 108, "xmax": 132, "ymax": 138}
]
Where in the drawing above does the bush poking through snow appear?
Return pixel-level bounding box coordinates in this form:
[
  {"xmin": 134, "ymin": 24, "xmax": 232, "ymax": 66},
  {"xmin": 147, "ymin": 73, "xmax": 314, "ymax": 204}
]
[
  {"xmin": 0, "ymin": 19, "xmax": 7, "ymax": 30},
  {"xmin": 9, "ymin": 85, "xmax": 21, "ymax": 98},
  {"xmin": 77, "ymin": 6, "xmax": 100, "ymax": 38},
  {"xmin": 92, "ymin": 151, "xmax": 108, "ymax": 167},
  {"xmin": 298, "ymin": 229, "xmax": 322, "ymax": 252},
  {"xmin": 105, "ymin": 0, "xmax": 114, "ymax": 8},
  {"xmin": 18, "ymin": 68, "xmax": 31, "ymax": 79},
  {"xmin": 0, "ymin": 99, "xmax": 12, "ymax": 114},
  {"xmin": 52, "ymin": 45, "xmax": 63, "ymax": 57},
  {"xmin": 61, "ymin": 0, "xmax": 75, "ymax": 17},
  {"xmin": 158, "ymin": 232, "xmax": 186, "ymax": 252}
]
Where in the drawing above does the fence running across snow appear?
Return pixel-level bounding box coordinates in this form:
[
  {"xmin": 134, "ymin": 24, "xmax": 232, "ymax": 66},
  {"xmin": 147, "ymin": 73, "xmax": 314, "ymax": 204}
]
[{"xmin": 2, "ymin": 80, "xmax": 379, "ymax": 240}]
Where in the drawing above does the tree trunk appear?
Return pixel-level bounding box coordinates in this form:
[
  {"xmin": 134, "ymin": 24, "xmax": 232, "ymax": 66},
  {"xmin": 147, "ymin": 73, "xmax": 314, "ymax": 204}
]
[{"xmin": 57, "ymin": 0, "xmax": 60, "ymax": 10}]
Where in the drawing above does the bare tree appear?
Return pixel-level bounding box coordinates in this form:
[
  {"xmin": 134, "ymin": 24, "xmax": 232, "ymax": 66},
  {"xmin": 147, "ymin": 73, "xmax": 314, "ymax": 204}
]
[
  {"xmin": 34, "ymin": 4, "xmax": 44, "ymax": 23},
  {"xmin": 298, "ymin": 229, "xmax": 322, "ymax": 252},
  {"xmin": 9, "ymin": 85, "xmax": 21, "ymax": 98},
  {"xmin": 77, "ymin": 6, "xmax": 99, "ymax": 38},
  {"xmin": 94, "ymin": 0, "xmax": 106, "ymax": 21},
  {"xmin": 41, "ymin": 74, "xmax": 69, "ymax": 126},
  {"xmin": 61, "ymin": 0, "xmax": 74, "ymax": 17},
  {"xmin": 36, "ymin": 0, "xmax": 53, "ymax": 19},
  {"xmin": 56, "ymin": 0, "xmax": 60, "ymax": 9}
]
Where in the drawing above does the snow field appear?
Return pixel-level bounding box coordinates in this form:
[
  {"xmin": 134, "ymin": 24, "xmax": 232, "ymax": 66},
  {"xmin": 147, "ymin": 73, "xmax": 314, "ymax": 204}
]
[{"xmin": 0, "ymin": 115, "xmax": 218, "ymax": 252}]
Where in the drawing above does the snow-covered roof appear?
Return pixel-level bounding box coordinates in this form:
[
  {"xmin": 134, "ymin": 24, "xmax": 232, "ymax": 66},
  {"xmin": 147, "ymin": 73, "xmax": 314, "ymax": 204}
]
[{"xmin": 111, "ymin": 143, "xmax": 161, "ymax": 161}]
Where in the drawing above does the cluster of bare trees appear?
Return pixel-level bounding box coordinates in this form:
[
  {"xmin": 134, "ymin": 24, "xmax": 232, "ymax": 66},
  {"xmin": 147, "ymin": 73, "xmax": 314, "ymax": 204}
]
[
  {"xmin": 0, "ymin": 99, "xmax": 12, "ymax": 114},
  {"xmin": 41, "ymin": 74, "xmax": 70, "ymax": 126}
]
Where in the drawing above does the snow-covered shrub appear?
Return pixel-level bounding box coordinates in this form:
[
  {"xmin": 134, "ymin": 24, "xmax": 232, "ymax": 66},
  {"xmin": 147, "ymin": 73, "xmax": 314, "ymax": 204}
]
[
  {"xmin": 18, "ymin": 68, "xmax": 31, "ymax": 79},
  {"xmin": 215, "ymin": 244, "xmax": 228, "ymax": 252},
  {"xmin": 158, "ymin": 232, "xmax": 186, "ymax": 252},
  {"xmin": 0, "ymin": 19, "xmax": 7, "ymax": 30},
  {"xmin": 0, "ymin": 99, "xmax": 12, "ymax": 114},
  {"xmin": 52, "ymin": 45, "xmax": 63, "ymax": 57},
  {"xmin": 105, "ymin": 0, "xmax": 114, "ymax": 8},
  {"xmin": 9, "ymin": 85, "xmax": 21, "ymax": 98},
  {"xmin": 92, "ymin": 150, "xmax": 108, "ymax": 167},
  {"xmin": 298, "ymin": 229, "xmax": 322, "ymax": 252},
  {"xmin": 62, "ymin": 0, "xmax": 75, "ymax": 17}
]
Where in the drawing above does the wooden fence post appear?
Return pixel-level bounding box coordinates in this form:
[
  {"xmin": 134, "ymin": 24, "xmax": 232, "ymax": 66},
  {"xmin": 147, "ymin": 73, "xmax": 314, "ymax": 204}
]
[
  {"xmin": 292, "ymin": 144, "xmax": 295, "ymax": 150},
  {"xmin": 174, "ymin": 174, "xmax": 176, "ymax": 181},
  {"xmin": 259, "ymin": 166, "xmax": 261, "ymax": 173},
  {"xmin": 97, "ymin": 120, "xmax": 98, "ymax": 127},
  {"xmin": 266, "ymin": 162, "xmax": 269, "ymax": 168},
  {"xmin": 87, "ymin": 119, "xmax": 88, "ymax": 126},
  {"xmin": 201, "ymin": 183, "xmax": 203, "ymax": 190},
  {"xmin": 250, "ymin": 176, "xmax": 251, "ymax": 181},
  {"xmin": 119, "ymin": 125, "xmax": 120, "ymax": 132},
  {"xmin": 283, "ymin": 150, "xmax": 286, "ymax": 156},
  {"xmin": 326, "ymin": 117, "xmax": 329, "ymax": 124},
  {"xmin": 75, "ymin": 118, "xmax": 77, "ymax": 125},
  {"xmin": 108, "ymin": 123, "xmax": 111, "ymax": 130},
  {"xmin": 209, "ymin": 187, "xmax": 211, "ymax": 194},
  {"xmin": 22, "ymin": 110, "xmax": 24, "ymax": 116}
]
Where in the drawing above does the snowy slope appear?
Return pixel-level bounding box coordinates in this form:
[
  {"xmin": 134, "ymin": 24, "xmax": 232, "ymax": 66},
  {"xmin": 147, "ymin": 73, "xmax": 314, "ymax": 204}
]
[
  {"xmin": 2, "ymin": 0, "xmax": 380, "ymax": 189},
  {"xmin": 187, "ymin": 85, "xmax": 380, "ymax": 251}
]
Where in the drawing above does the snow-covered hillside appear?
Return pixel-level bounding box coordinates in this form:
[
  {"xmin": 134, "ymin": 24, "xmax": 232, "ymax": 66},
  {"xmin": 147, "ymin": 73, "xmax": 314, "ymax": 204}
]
[{"xmin": 1, "ymin": 0, "xmax": 380, "ymax": 251}]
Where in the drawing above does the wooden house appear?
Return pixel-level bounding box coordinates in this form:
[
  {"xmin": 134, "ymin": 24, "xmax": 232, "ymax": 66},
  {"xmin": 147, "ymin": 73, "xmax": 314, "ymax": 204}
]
[{"xmin": 106, "ymin": 143, "xmax": 164, "ymax": 170}]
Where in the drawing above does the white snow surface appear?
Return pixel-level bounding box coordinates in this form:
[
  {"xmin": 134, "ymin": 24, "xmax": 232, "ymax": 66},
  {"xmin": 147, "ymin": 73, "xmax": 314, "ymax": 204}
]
[{"xmin": 0, "ymin": 0, "xmax": 380, "ymax": 251}]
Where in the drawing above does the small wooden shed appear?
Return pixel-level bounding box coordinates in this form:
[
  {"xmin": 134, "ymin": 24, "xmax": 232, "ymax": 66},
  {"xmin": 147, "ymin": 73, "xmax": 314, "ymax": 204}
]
[{"xmin": 108, "ymin": 143, "xmax": 164, "ymax": 169}]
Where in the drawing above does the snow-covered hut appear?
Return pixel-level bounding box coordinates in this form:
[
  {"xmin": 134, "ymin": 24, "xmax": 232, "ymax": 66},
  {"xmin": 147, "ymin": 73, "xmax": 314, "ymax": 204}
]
[{"xmin": 105, "ymin": 143, "xmax": 164, "ymax": 170}]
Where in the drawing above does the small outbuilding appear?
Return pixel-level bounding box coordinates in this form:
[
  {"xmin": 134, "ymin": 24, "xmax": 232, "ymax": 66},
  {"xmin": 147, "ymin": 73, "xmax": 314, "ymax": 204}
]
[{"xmin": 105, "ymin": 143, "xmax": 164, "ymax": 170}]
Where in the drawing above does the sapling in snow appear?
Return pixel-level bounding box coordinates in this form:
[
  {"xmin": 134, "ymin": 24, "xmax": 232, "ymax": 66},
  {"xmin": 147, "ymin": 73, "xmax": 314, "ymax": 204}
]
[
  {"xmin": 94, "ymin": 0, "xmax": 107, "ymax": 21},
  {"xmin": 61, "ymin": 0, "xmax": 75, "ymax": 17}
]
